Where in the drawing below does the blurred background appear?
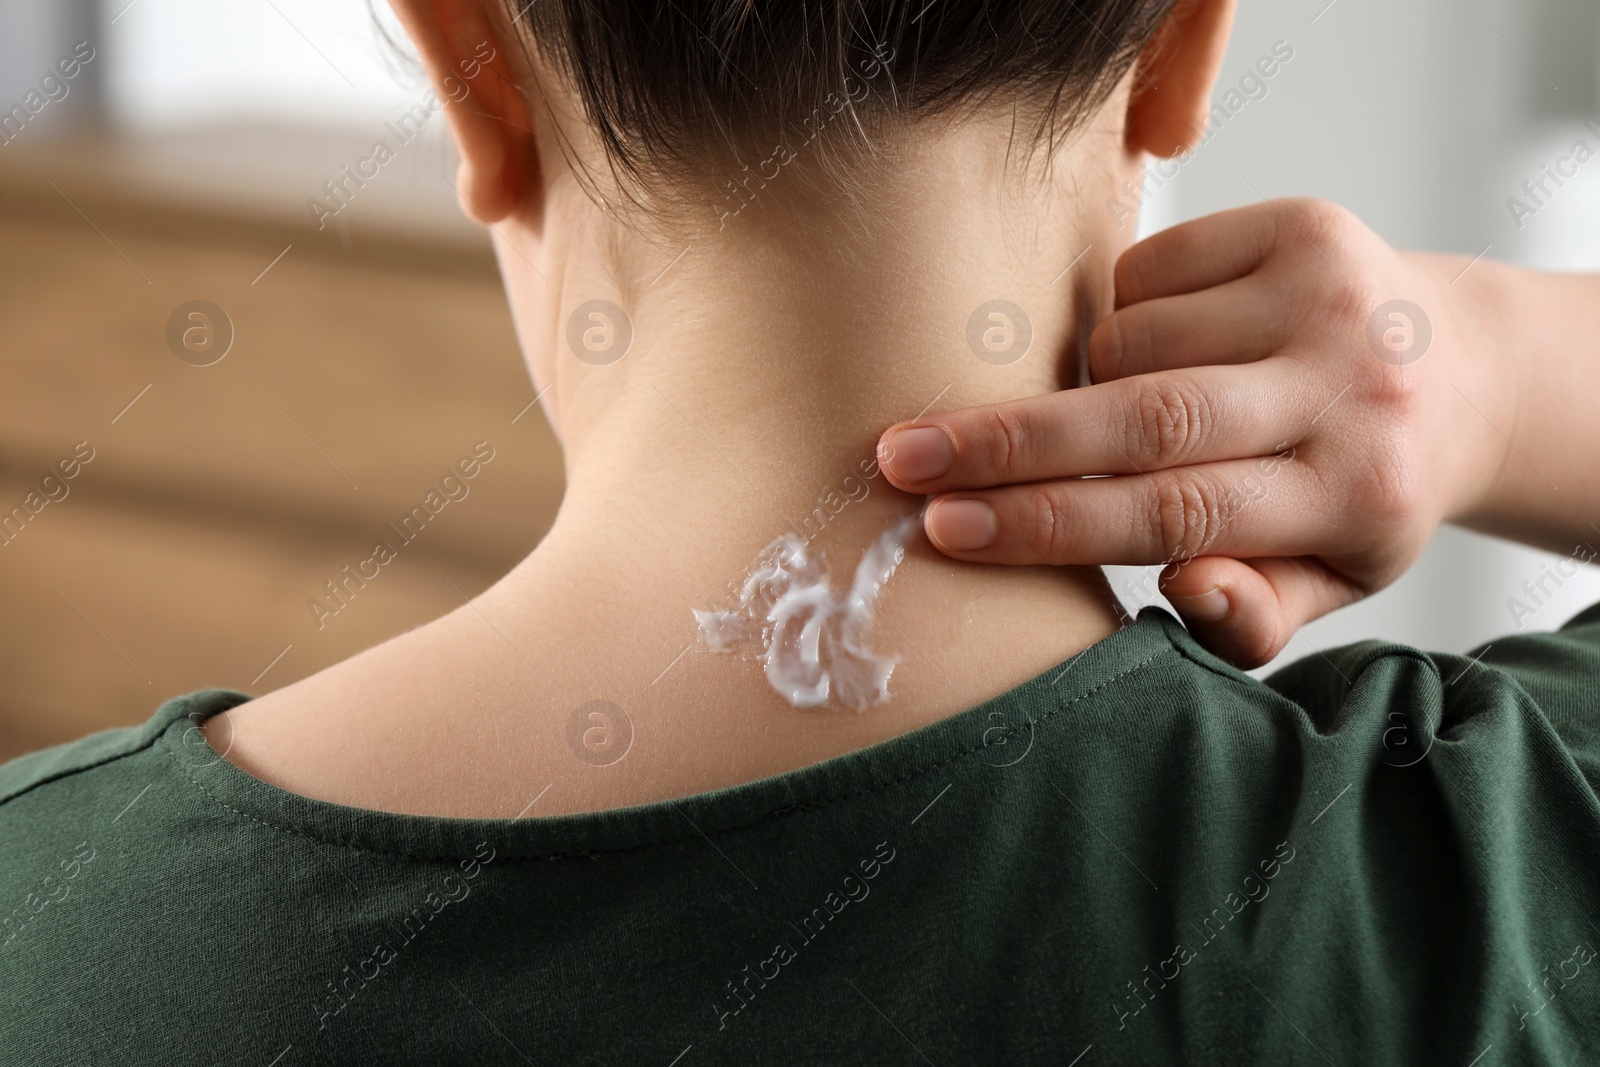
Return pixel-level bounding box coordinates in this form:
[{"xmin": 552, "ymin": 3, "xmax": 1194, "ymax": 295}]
[{"xmin": 1, "ymin": 0, "xmax": 1598, "ymax": 759}]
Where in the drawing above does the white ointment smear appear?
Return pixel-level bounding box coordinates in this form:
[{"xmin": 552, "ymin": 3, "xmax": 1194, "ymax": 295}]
[{"xmin": 694, "ymin": 514, "xmax": 920, "ymax": 711}]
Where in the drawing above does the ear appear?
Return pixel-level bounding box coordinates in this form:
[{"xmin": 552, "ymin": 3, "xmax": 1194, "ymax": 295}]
[
  {"xmin": 1123, "ymin": 0, "xmax": 1237, "ymax": 158},
  {"xmin": 387, "ymin": 0, "xmax": 540, "ymax": 225}
]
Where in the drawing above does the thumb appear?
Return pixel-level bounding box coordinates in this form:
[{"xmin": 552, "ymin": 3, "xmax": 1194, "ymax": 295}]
[{"xmin": 1159, "ymin": 556, "xmax": 1367, "ymax": 669}]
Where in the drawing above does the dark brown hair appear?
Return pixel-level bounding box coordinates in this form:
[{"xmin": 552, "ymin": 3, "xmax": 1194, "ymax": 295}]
[{"xmin": 509, "ymin": 0, "xmax": 1180, "ymax": 193}]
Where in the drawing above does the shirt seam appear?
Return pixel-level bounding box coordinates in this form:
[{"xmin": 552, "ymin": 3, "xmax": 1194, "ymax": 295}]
[
  {"xmin": 0, "ymin": 731, "xmax": 167, "ymax": 810},
  {"xmin": 158, "ymin": 646, "xmax": 1179, "ymax": 864}
]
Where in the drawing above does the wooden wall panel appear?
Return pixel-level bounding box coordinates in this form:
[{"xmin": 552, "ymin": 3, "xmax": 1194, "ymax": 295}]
[{"xmin": 0, "ymin": 131, "xmax": 567, "ymax": 760}]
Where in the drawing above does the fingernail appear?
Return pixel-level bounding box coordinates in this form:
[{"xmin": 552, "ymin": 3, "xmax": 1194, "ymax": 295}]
[
  {"xmin": 883, "ymin": 426, "xmax": 954, "ymax": 483},
  {"xmin": 927, "ymin": 499, "xmax": 997, "ymax": 551},
  {"xmin": 1170, "ymin": 587, "xmax": 1230, "ymax": 622}
]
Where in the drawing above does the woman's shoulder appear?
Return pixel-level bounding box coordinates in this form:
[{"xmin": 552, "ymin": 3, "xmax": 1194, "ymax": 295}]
[
  {"xmin": 0, "ymin": 690, "xmax": 222, "ymax": 812},
  {"xmin": 0, "ymin": 691, "xmax": 236, "ymax": 959}
]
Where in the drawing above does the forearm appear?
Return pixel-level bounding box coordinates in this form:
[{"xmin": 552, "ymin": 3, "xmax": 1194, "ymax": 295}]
[{"xmin": 1423, "ymin": 254, "xmax": 1600, "ymax": 555}]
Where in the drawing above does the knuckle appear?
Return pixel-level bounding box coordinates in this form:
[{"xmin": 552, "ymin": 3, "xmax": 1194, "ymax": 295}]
[
  {"xmin": 1319, "ymin": 275, "xmax": 1376, "ymax": 333},
  {"xmin": 1357, "ymin": 434, "xmax": 1427, "ymax": 526},
  {"xmin": 1272, "ymin": 201, "xmax": 1384, "ymax": 330},
  {"xmin": 1354, "ymin": 352, "xmax": 1427, "ymax": 415},
  {"xmin": 1151, "ymin": 470, "xmax": 1232, "ymax": 563},
  {"xmin": 976, "ymin": 406, "xmax": 1033, "ymax": 479},
  {"xmin": 1018, "ymin": 484, "xmax": 1072, "ymax": 562},
  {"xmin": 1130, "ymin": 375, "xmax": 1211, "ymax": 468},
  {"xmin": 1280, "ymin": 198, "xmax": 1358, "ymax": 247}
]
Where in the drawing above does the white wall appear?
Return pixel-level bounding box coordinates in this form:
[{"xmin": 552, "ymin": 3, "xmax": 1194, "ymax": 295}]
[
  {"xmin": 100, "ymin": 0, "xmax": 415, "ymax": 129},
  {"xmin": 0, "ymin": 0, "xmax": 103, "ymax": 132}
]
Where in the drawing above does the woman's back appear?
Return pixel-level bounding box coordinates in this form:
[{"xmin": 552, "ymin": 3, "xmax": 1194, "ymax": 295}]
[{"xmin": 6, "ymin": 607, "xmax": 1600, "ymax": 1063}]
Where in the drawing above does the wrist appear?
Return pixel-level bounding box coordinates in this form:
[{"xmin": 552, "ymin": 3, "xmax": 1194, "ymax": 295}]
[{"xmin": 1409, "ymin": 251, "xmax": 1523, "ymax": 529}]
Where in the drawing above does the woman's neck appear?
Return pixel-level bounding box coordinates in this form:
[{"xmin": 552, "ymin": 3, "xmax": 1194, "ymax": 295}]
[
  {"xmin": 212, "ymin": 123, "xmax": 1142, "ymax": 818},
  {"xmin": 539, "ymin": 117, "xmax": 1137, "ymax": 573}
]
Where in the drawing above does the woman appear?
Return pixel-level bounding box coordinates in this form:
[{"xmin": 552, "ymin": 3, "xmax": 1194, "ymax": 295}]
[{"xmin": 4, "ymin": 0, "xmax": 1599, "ymax": 1062}]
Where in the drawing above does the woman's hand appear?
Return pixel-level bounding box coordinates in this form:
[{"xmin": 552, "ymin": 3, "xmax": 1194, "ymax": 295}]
[{"xmin": 876, "ymin": 199, "xmax": 1517, "ymax": 668}]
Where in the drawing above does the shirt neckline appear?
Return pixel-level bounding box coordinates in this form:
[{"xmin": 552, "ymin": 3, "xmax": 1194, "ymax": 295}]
[{"xmin": 157, "ymin": 608, "xmax": 1186, "ymax": 863}]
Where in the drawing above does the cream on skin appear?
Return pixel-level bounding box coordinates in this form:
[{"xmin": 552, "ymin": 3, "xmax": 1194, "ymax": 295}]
[{"xmin": 695, "ymin": 514, "xmax": 921, "ymax": 710}]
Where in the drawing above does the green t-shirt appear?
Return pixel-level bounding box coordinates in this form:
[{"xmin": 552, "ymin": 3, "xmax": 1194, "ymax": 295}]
[{"xmin": 4, "ymin": 605, "xmax": 1600, "ymax": 1064}]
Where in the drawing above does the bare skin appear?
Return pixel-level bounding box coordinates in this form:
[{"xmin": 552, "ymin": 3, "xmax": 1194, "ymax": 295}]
[{"xmin": 198, "ymin": 0, "xmax": 1242, "ymax": 818}]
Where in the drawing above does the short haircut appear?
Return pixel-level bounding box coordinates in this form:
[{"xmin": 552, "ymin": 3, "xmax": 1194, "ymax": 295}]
[{"xmin": 507, "ymin": 0, "xmax": 1180, "ymax": 195}]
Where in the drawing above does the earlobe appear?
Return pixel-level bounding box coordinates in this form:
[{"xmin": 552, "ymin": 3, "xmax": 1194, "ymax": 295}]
[
  {"xmin": 452, "ymin": 106, "xmax": 517, "ymax": 224},
  {"xmin": 1123, "ymin": 0, "xmax": 1238, "ymax": 159}
]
